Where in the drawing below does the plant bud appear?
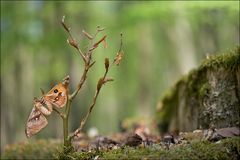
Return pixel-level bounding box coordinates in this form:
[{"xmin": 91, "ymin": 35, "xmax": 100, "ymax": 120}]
[{"xmin": 105, "ymin": 58, "xmax": 109, "ymax": 70}]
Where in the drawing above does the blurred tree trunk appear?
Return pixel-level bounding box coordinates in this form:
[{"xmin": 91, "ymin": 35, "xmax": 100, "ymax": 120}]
[
  {"xmin": 168, "ymin": 7, "xmax": 197, "ymax": 75},
  {"xmin": 137, "ymin": 23, "xmax": 154, "ymax": 116}
]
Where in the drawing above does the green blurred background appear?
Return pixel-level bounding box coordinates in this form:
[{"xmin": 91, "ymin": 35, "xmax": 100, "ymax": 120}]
[{"xmin": 1, "ymin": 1, "xmax": 239, "ymax": 151}]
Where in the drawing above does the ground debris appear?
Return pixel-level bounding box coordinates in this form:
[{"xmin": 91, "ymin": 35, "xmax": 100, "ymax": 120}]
[
  {"xmin": 71, "ymin": 127, "xmax": 240, "ymax": 153},
  {"xmin": 3, "ymin": 128, "xmax": 240, "ymax": 159},
  {"xmin": 207, "ymin": 127, "xmax": 240, "ymax": 141},
  {"xmin": 124, "ymin": 133, "xmax": 142, "ymax": 147}
]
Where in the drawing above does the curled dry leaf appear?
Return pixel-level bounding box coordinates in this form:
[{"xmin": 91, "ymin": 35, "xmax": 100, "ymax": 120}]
[
  {"xmin": 114, "ymin": 51, "xmax": 123, "ymax": 66},
  {"xmin": 210, "ymin": 127, "xmax": 240, "ymax": 141}
]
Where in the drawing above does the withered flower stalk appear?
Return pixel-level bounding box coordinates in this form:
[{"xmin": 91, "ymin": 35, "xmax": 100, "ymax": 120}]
[{"xmin": 60, "ymin": 16, "xmax": 124, "ymax": 147}]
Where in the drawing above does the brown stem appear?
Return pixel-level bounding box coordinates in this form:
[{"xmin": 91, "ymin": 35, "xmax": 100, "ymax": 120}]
[
  {"xmin": 62, "ymin": 16, "xmax": 86, "ymax": 63},
  {"xmin": 69, "ymin": 67, "xmax": 110, "ymax": 140},
  {"xmin": 118, "ymin": 33, "xmax": 123, "ymax": 53},
  {"xmin": 69, "ymin": 61, "xmax": 95, "ymax": 100},
  {"xmin": 61, "ymin": 17, "xmax": 123, "ymax": 147}
]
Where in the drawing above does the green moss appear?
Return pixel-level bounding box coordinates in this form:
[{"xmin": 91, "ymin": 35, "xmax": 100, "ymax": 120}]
[
  {"xmin": 101, "ymin": 137, "xmax": 240, "ymax": 159},
  {"xmin": 3, "ymin": 137, "xmax": 240, "ymax": 159},
  {"xmin": 156, "ymin": 46, "xmax": 240, "ymax": 132},
  {"xmin": 199, "ymin": 82, "xmax": 211, "ymax": 98},
  {"xmin": 57, "ymin": 145, "xmax": 76, "ymax": 160},
  {"xmin": 2, "ymin": 139, "xmax": 61, "ymax": 159},
  {"xmin": 199, "ymin": 46, "xmax": 240, "ymax": 71},
  {"xmin": 167, "ymin": 137, "xmax": 240, "ymax": 160},
  {"xmin": 187, "ymin": 46, "xmax": 239, "ymax": 97},
  {"xmin": 68, "ymin": 137, "xmax": 240, "ymax": 159}
]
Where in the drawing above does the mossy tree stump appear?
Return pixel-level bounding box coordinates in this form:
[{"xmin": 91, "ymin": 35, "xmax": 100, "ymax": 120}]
[{"xmin": 157, "ymin": 47, "xmax": 240, "ymax": 133}]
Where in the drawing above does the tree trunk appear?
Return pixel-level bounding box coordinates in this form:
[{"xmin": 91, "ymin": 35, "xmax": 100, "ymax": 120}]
[{"xmin": 156, "ymin": 47, "xmax": 240, "ymax": 133}]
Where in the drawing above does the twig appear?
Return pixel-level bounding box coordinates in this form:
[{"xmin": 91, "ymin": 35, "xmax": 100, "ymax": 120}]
[
  {"xmin": 69, "ymin": 27, "xmax": 106, "ymax": 100},
  {"xmin": 118, "ymin": 32, "xmax": 123, "ymax": 53},
  {"xmin": 61, "ymin": 16, "xmax": 86, "ymax": 63},
  {"xmin": 61, "ymin": 17, "xmax": 124, "ymax": 146},
  {"xmin": 69, "ymin": 61, "xmax": 111, "ymax": 140},
  {"xmin": 69, "ymin": 61, "xmax": 95, "ymax": 100}
]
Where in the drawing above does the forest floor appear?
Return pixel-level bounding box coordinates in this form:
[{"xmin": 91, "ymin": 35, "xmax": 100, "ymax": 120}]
[{"xmin": 2, "ymin": 127, "xmax": 240, "ymax": 159}]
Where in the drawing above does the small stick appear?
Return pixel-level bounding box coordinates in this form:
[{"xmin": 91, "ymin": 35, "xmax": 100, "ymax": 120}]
[
  {"xmin": 61, "ymin": 16, "xmax": 86, "ymax": 63},
  {"xmin": 69, "ymin": 61, "xmax": 112, "ymax": 140}
]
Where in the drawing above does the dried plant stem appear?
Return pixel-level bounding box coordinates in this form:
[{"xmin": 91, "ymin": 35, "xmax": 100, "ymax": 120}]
[
  {"xmin": 61, "ymin": 16, "xmax": 123, "ymax": 148},
  {"xmin": 69, "ymin": 62, "xmax": 93, "ymax": 100},
  {"xmin": 69, "ymin": 67, "xmax": 110, "ymax": 140},
  {"xmin": 62, "ymin": 16, "xmax": 86, "ymax": 63},
  {"xmin": 71, "ymin": 87, "xmax": 100, "ymax": 139},
  {"xmin": 76, "ymin": 47, "xmax": 86, "ymax": 63}
]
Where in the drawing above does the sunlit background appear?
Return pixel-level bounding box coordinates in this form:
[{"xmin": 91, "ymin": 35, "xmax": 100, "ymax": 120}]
[{"xmin": 1, "ymin": 1, "xmax": 239, "ymax": 152}]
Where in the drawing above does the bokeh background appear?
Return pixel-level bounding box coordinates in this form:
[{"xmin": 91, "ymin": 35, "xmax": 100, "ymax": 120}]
[{"xmin": 1, "ymin": 1, "xmax": 239, "ymax": 152}]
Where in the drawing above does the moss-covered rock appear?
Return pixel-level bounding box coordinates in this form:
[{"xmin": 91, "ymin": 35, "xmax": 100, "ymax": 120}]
[{"xmin": 156, "ymin": 46, "xmax": 240, "ymax": 133}]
